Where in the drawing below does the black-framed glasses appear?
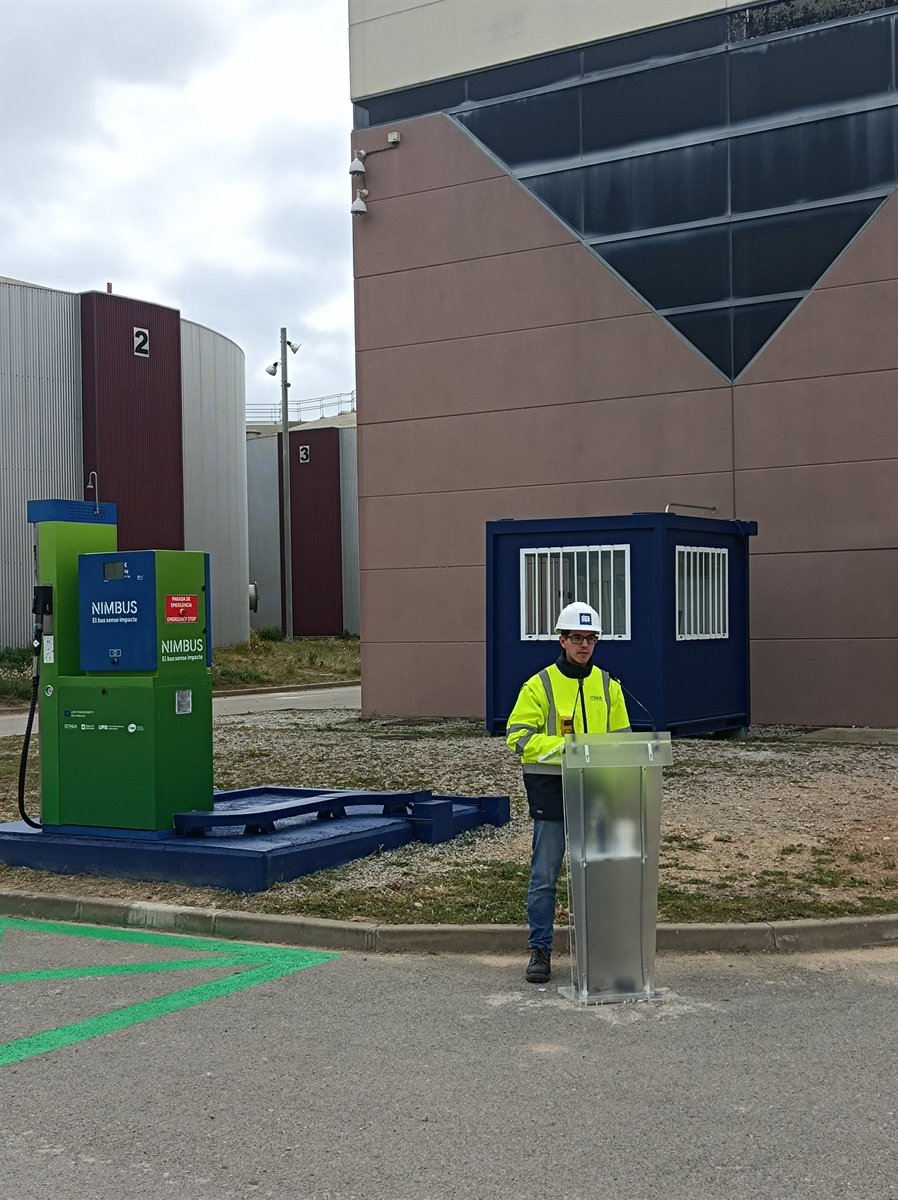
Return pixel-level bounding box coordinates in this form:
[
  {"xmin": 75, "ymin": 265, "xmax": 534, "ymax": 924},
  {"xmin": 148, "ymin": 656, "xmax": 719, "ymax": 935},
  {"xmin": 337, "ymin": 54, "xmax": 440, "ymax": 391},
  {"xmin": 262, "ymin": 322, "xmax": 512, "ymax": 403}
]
[{"xmin": 564, "ymin": 633, "xmax": 598, "ymax": 646}]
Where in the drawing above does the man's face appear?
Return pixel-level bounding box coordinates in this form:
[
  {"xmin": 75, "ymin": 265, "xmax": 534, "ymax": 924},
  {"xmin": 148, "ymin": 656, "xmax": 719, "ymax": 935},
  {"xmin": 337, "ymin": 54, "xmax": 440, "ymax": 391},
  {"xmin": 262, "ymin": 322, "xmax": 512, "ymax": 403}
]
[{"xmin": 559, "ymin": 630, "xmax": 597, "ymax": 667}]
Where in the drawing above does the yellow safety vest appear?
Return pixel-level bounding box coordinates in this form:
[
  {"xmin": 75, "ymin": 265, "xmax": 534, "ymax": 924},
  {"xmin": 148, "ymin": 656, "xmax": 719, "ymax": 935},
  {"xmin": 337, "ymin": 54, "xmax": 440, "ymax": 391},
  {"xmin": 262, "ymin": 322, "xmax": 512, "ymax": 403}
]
[{"xmin": 506, "ymin": 662, "xmax": 630, "ymax": 773}]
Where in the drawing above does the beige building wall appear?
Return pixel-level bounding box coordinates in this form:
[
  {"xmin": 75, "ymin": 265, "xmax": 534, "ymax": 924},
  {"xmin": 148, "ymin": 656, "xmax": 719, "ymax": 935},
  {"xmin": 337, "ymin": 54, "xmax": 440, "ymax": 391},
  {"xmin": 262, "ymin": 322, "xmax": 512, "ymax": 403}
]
[
  {"xmin": 354, "ymin": 112, "xmax": 898, "ymax": 725},
  {"xmin": 350, "ymin": 0, "xmax": 759, "ymax": 99},
  {"xmin": 735, "ymin": 187, "xmax": 898, "ymax": 727},
  {"xmin": 354, "ymin": 115, "xmax": 731, "ymax": 718}
]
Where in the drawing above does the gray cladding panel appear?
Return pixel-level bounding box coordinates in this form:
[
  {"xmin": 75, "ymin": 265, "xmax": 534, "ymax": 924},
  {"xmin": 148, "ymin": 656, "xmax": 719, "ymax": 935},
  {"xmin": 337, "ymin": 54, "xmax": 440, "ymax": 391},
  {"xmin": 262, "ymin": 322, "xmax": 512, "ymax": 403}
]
[
  {"xmin": 180, "ymin": 320, "xmax": 249, "ymax": 647},
  {"xmin": 0, "ymin": 283, "xmax": 82, "ymax": 647},
  {"xmin": 246, "ymin": 434, "xmax": 283, "ymax": 633},
  {"xmin": 340, "ymin": 427, "xmax": 360, "ymax": 635}
]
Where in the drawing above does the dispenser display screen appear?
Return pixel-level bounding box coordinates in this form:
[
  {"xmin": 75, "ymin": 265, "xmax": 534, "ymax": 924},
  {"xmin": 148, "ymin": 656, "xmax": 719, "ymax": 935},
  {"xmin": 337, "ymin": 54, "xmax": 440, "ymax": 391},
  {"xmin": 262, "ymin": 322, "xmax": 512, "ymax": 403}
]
[{"xmin": 103, "ymin": 561, "xmax": 126, "ymax": 581}]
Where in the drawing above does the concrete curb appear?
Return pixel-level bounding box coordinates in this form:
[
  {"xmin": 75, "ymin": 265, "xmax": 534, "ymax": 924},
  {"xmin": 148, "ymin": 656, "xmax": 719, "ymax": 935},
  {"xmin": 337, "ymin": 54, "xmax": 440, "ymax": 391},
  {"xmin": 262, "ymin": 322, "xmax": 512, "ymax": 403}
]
[
  {"xmin": 211, "ymin": 680, "xmax": 361, "ymax": 699},
  {"xmin": 1, "ymin": 890, "xmax": 897, "ymax": 955}
]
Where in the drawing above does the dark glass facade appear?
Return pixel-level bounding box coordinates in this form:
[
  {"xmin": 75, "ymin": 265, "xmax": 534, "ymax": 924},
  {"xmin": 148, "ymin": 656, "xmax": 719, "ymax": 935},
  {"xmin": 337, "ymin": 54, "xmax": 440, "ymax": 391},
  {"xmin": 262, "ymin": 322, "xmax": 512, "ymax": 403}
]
[{"xmin": 355, "ymin": 1, "xmax": 898, "ymax": 378}]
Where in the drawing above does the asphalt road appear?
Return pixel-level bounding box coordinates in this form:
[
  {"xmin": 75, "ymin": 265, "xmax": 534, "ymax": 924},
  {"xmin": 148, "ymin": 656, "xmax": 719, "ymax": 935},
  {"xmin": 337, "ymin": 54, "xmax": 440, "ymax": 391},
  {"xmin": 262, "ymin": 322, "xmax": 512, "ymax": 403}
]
[
  {"xmin": 0, "ymin": 684, "xmax": 362, "ymax": 738},
  {"xmin": 1, "ymin": 921, "xmax": 896, "ymax": 1200}
]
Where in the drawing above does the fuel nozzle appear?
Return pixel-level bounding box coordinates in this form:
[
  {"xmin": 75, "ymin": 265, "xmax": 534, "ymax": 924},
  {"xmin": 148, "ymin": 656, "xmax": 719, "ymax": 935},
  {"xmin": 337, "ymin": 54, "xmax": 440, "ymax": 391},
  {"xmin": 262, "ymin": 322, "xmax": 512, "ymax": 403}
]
[
  {"xmin": 32, "ymin": 585, "xmax": 53, "ymax": 618},
  {"xmin": 31, "ymin": 586, "xmax": 53, "ymax": 669},
  {"xmin": 19, "ymin": 586, "xmax": 53, "ymax": 830}
]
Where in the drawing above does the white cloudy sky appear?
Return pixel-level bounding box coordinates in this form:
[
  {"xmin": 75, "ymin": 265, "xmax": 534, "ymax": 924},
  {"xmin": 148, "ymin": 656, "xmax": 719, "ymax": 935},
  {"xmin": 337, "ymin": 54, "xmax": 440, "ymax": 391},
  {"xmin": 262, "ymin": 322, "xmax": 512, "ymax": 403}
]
[{"xmin": 0, "ymin": 0, "xmax": 354, "ymax": 419}]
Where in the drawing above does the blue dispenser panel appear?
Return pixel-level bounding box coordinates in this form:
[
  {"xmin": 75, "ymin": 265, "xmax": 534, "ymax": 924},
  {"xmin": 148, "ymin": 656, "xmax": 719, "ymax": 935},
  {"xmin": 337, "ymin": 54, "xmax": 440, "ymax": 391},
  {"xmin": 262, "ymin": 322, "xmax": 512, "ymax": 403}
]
[{"xmin": 79, "ymin": 551, "xmax": 158, "ymax": 671}]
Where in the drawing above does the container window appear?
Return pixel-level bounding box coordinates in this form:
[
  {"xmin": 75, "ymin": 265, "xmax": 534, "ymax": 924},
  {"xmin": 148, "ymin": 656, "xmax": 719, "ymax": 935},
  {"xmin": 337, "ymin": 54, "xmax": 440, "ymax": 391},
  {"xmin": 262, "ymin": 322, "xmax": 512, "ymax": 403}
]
[
  {"xmin": 520, "ymin": 545, "xmax": 631, "ymax": 640},
  {"xmin": 676, "ymin": 546, "xmax": 729, "ymax": 640}
]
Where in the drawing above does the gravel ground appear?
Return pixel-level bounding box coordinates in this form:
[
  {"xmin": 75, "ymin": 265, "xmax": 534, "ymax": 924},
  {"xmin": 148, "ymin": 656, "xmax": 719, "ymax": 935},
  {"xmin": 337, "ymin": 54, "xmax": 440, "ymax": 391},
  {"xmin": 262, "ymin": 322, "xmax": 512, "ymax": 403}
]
[
  {"xmin": 212, "ymin": 711, "xmax": 898, "ymax": 900},
  {"xmin": 1, "ymin": 710, "xmax": 896, "ymax": 914}
]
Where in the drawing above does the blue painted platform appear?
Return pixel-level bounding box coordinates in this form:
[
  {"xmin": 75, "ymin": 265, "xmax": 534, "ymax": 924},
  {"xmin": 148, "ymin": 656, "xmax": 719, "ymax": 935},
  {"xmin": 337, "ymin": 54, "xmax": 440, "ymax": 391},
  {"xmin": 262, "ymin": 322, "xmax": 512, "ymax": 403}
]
[{"xmin": 0, "ymin": 787, "xmax": 511, "ymax": 893}]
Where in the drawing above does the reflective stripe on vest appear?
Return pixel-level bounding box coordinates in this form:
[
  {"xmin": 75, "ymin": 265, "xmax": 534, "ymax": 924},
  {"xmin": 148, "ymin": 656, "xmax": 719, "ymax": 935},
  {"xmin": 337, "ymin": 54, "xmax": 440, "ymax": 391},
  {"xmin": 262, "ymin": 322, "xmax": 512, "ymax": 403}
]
[{"xmin": 507, "ymin": 722, "xmax": 537, "ymax": 758}]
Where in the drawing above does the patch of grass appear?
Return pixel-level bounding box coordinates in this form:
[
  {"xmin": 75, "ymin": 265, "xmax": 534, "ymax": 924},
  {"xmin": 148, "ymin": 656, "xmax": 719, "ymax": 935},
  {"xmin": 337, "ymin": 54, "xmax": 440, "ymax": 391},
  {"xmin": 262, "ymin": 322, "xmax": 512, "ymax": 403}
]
[
  {"xmin": 211, "ymin": 633, "xmax": 359, "ymax": 691},
  {"xmin": 256, "ymin": 860, "xmax": 547, "ymax": 925},
  {"xmin": 778, "ymin": 843, "xmax": 804, "ymax": 857},
  {"xmin": 799, "ymin": 866, "xmax": 854, "ymax": 888},
  {"xmin": 713, "ymin": 834, "xmax": 734, "ymax": 844},
  {"xmin": 0, "ymin": 647, "xmax": 30, "ymax": 667},
  {"xmin": 658, "ymin": 883, "xmax": 898, "ymax": 924},
  {"xmin": 0, "ymin": 635, "xmax": 361, "ymax": 708},
  {"xmin": 256, "ymin": 626, "xmax": 284, "ymax": 642},
  {"xmin": 662, "ymin": 833, "xmax": 707, "ymax": 851},
  {"xmin": 0, "ymin": 646, "xmax": 31, "ymax": 707},
  {"xmin": 215, "ymin": 666, "xmax": 266, "ymax": 685},
  {"xmin": 0, "ymin": 835, "xmax": 895, "ymax": 925}
]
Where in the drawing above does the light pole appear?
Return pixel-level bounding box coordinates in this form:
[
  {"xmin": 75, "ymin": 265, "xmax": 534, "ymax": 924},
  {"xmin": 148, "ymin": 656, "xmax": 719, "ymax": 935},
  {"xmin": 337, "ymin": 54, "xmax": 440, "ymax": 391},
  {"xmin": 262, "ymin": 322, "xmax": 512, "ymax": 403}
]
[{"xmin": 266, "ymin": 330, "xmax": 300, "ymax": 641}]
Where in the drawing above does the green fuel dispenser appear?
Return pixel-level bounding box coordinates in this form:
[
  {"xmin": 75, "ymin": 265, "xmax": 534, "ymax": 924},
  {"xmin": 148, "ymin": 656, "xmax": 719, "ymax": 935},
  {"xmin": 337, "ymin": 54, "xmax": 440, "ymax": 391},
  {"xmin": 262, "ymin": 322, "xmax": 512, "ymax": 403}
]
[{"xmin": 26, "ymin": 500, "xmax": 213, "ymax": 834}]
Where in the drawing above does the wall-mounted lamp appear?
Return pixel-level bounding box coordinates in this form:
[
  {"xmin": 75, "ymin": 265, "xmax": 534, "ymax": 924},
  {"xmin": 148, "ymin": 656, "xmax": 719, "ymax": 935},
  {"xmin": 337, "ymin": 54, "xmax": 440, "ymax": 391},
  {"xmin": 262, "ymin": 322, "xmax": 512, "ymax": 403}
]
[
  {"xmin": 265, "ymin": 341, "xmax": 299, "ymax": 374},
  {"xmin": 350, "ymin": 188, "xmax": 369, "ymax": 217},
  {"xmin": 347, "ymin": 130, "xmax": 401, "ymax": 177},
  {"xmin": 348, "ymin": 131, "xmax": 400, "ymax": 214}
]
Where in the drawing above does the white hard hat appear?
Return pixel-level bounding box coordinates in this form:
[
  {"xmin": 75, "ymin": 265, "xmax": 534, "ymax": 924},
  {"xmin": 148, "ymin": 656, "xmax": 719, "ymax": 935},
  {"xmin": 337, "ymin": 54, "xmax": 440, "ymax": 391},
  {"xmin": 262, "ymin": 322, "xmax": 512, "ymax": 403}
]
[{"xmin": 555, "ymin": 602, "xmax": 601, "ymax": 633}]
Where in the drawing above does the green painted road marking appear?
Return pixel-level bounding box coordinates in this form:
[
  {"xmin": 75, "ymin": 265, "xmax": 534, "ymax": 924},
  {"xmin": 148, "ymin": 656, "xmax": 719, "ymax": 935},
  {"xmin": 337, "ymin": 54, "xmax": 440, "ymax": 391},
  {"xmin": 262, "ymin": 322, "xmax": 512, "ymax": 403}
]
[
  {"xmin": 0, "ymin": 916, "xmax": 337, "ymax": 1068},
  {"xmin": 0, "ymin": 956, "xmax": 251, "ymax": 984}
]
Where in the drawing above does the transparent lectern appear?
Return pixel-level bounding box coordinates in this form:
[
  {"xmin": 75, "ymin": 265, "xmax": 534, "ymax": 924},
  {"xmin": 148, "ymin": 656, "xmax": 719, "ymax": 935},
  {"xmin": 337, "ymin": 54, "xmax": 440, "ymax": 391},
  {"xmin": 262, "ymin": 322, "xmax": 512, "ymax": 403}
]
[{"xmin": 560, "ymin": 731, "xmax": 673, "ymax": 1005}]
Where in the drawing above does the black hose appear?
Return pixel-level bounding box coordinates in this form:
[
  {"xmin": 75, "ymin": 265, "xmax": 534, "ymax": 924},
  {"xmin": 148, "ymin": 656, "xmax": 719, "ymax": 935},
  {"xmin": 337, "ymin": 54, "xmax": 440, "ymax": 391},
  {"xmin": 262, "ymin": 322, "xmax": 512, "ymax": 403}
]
[{"xmin": 17, "ymin": 632, "xmax": 42, "ymax": 830}]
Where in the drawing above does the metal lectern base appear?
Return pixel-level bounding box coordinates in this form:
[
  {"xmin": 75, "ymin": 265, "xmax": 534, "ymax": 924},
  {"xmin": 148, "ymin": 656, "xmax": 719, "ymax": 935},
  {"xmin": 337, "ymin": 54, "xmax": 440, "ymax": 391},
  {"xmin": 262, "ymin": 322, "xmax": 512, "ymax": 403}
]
[{"xmin": 558, "ymin": 984, "xmax": 663, "ymax": 1007}]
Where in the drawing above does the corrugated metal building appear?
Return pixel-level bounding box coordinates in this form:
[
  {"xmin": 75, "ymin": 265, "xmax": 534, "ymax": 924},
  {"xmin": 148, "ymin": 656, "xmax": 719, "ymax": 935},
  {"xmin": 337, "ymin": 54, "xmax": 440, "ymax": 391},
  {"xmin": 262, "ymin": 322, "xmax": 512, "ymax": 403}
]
[
  {"xmin": 0, "ymin": 277, "xmax": 249, "ymax": 648},
  {"xmin": 246, "ymin": 416, "xmax": 359, "ymax": 636}
]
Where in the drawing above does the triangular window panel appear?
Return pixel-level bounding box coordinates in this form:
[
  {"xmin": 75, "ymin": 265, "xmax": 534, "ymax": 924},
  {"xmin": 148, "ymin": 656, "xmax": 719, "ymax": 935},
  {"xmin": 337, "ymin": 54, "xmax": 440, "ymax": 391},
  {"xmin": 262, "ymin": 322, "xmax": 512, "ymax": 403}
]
[{"xmin": 447, "ymin": 9, "xmax": 898, "ymax": 380}]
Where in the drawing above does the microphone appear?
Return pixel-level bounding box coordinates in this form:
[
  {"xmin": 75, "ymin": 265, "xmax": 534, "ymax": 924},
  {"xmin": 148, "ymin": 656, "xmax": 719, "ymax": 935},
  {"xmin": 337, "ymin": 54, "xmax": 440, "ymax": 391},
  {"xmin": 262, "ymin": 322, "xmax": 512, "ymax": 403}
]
[{"xmin": 610, "ymin": 676, "xmax": 657, "ymax": 732}]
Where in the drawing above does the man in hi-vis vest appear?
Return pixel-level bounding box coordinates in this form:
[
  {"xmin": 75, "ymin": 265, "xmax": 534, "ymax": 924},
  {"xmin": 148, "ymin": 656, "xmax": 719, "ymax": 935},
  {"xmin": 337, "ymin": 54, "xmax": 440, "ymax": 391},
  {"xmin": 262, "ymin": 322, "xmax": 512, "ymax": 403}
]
[{"xmin": 506, "ymin": 602, "xmax": 630, "ymax": 984}]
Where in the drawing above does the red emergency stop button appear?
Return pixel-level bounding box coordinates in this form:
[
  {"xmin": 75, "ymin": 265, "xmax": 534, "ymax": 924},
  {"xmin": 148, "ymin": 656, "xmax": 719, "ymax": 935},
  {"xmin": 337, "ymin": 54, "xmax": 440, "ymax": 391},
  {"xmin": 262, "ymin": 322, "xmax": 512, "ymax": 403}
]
[{"xmin": 165, "ymin": 594, "xmax": 198, "ymax": 623}]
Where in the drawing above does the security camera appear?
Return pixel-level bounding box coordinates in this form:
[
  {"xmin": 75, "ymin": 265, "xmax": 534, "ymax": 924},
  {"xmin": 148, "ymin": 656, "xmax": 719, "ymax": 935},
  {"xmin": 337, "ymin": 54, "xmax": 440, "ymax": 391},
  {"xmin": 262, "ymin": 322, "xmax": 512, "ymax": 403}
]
[
  {"xmin": 349, "ymin": 152, "xmax": 367, "ymax": 176},
  {"xmin": 351, "ymin": 188, "xmax": 369, "ymax": 217},
  {"xmin": 265, "ymin": 362, "xmax": 278, "ymax": 376}
]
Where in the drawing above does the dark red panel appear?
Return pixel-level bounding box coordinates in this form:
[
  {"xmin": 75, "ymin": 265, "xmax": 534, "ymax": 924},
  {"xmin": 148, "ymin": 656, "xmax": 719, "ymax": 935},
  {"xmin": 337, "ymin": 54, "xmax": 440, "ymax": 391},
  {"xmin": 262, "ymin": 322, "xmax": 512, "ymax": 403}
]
[
  {"xmin": 278, "ymin": 427, "xmax": 343, "ymax": 636},
  {"xmin": 80, "ymin": 292, "xmax": 184, "ymax": 550}
]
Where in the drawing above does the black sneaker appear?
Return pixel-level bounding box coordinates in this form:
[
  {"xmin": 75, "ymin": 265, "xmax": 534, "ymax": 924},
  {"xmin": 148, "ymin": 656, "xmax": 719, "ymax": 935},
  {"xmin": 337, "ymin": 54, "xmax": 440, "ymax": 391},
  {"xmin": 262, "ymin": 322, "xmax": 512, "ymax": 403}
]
[{"xmin": 525, "ymin": 947, "xmax": 551, "ymax": 984}]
